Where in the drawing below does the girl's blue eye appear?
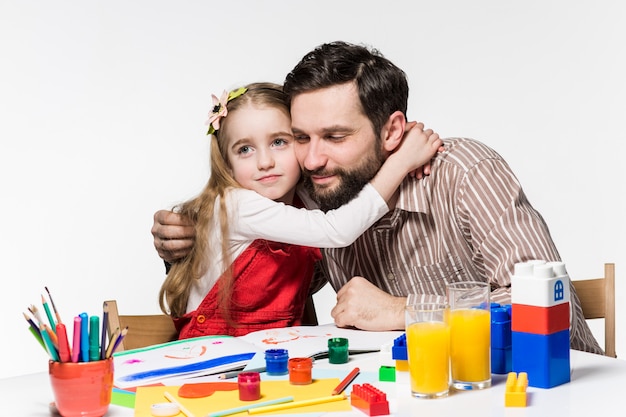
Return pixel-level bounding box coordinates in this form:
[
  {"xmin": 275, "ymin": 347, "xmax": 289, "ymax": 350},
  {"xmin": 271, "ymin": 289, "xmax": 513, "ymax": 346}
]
[{"xmin": 238, "ymin": 145, "xmax": 252, "ymax": 154}]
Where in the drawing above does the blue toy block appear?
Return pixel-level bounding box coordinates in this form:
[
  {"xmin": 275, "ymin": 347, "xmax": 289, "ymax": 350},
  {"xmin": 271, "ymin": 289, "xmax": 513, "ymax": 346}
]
[
  {"xmin": 491, "ymin": 305, "xmax": 512, "ymax": 349},
  {"xmin": 512, "ymin": 329, "xmax": 570, "ymax": 388},
  {"xmin": 391, "ymin": 333, "xmax": 407, "ymax": 360},
  {"xmin": 492, "ymin": 347, "xmax": 512, "ymax": 375},
  {"xmin": 491, "ymin": 304, "xmax": 512, "ymax": 374}
]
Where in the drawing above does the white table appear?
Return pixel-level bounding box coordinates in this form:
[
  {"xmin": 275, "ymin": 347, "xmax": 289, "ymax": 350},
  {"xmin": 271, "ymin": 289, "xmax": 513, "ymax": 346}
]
[{"xmin": 1, "ymin": 349, "xmax": 624, "ymax": 416}]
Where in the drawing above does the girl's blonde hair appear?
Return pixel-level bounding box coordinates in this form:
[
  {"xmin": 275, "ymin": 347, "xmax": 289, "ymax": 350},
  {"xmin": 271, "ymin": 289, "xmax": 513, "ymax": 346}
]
[{"xmin": 159, "ymin": 82, "xmax": 290, "ymax": 322}]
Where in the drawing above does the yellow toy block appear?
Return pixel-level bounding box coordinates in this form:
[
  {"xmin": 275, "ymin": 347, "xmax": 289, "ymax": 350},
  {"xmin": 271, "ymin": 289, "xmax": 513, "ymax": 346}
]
[
  {"xmin": 395, "ymin": 359, "xmax": 409, "ymax": 372},
  {"xmin": 505, "ymin": 372, "xmax": 528, "ymax": 407}
]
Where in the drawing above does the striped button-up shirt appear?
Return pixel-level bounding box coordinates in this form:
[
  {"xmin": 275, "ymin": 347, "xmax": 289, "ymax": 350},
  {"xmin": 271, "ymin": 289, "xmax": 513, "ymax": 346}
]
[{"xmin": 309, "ymin": 137, "xmax": 602, "ymax": 354}]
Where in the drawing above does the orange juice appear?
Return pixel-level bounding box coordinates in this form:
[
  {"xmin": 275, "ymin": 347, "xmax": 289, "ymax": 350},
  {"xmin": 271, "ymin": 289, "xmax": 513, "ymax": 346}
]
[
  {"xmin": 449, "ymin": 308, "xmax": 491, "ymax": 384},
  {"xmin": 407, "ymin": 321, "xmax": 450, "ymax": 397}
]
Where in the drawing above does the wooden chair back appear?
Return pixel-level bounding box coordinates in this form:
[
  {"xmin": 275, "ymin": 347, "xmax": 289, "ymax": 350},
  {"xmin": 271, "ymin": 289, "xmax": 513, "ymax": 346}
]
[
  {"xmin": 104, "ymin": 300, "xmax": 178, "ymax": 352},
  {"xmin": 572, "ymin": 263, "xmax": 616, "ymax": 358}
]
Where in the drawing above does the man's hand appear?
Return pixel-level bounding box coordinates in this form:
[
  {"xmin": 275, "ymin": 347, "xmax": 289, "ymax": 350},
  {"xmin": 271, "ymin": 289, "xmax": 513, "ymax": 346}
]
[
  {"xmin": 151, "ymin": 210, "xmax": 195, "ymax": 263},
  {"xmin": 331, "ymin": 276, "xmax": 406, "ymax": 331}
]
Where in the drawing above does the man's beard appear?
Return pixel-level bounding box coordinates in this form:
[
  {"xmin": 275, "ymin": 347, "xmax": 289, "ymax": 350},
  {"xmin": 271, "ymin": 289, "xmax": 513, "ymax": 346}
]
[{"xmin": 302, "ymin": 149, "xmax": 384, "ymax": 212}]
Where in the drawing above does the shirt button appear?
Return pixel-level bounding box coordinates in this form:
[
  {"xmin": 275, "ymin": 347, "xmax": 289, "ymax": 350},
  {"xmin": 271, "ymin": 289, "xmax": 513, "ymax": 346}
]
[
  {"xmin": 387, "ymin": 273, "xmax": 396, "ymax": 281},
  {"xmin": 196, "ymin": 315, "xmax": 206, "ymax": 323}
]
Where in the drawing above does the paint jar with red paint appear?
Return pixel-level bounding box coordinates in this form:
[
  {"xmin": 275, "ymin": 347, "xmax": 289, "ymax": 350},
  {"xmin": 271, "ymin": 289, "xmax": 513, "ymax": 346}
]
[
  {"xmin": 238, "ymin": 372, "xmax": 261, "ymax": 401},
  {"xmin": 288, "ymin": 357, "xmax": 313, "ymax": 385}
]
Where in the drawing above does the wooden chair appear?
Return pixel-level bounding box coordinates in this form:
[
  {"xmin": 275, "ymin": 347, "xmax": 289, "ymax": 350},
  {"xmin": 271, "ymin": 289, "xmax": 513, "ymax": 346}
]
[
  {"xmin": 104, "ymin": 300, "xmax": 178, "ymax": 352},
  {"xmin": 571, "ymin": 263, "xmax": 616, "ymax": 358}
]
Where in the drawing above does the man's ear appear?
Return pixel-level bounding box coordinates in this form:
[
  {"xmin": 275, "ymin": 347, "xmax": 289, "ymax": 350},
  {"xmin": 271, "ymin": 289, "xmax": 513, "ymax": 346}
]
[{"xmin": 381, "ymin": 111, "xmax": 406, "ymax": 152}]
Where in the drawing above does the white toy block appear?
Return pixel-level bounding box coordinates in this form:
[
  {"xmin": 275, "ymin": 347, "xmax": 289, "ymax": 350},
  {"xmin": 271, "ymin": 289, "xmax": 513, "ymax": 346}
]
[{"xmin": 511, "ymin": 261, "xmax": 570, "ymax": 307}]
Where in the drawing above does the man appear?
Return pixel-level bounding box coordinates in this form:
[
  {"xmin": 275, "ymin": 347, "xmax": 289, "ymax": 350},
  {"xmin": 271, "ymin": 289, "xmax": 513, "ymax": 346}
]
[{"xmin": 153, "ymin": 41, "xmax": 602, "ymax": 354}]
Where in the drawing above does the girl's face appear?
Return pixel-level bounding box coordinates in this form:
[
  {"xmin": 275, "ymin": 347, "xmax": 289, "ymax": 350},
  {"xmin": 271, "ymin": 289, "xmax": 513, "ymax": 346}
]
[{"xmin": 225, "ymin": 104, "xmax": 300, "ymax": 204}]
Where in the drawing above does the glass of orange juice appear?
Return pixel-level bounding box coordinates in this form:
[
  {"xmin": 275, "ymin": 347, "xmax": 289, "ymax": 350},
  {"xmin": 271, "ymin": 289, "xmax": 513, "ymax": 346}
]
[
  {"xmin": 447, "ymin": 281, "xmax": 491, "ymax": 390},
  {"xmin": 405, "ymin": 303, "xmax": 450, "ymax": 398}
]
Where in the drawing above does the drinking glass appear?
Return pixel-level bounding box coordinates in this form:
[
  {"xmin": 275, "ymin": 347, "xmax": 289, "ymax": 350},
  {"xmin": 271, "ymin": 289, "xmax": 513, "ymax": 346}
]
[
  {"xmin": 405, "ymin": 303, "xmax": 450, "ymax": 398},
  {"xmin": 447, "ymin": 281, "xmax": 491, "ymax": 390}
]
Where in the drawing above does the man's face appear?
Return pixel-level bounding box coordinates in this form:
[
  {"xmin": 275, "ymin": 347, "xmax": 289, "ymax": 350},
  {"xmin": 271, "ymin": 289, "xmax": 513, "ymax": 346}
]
[{"xmin": 290, "ymin": 82, "xmax": 384, "ymax": 211}]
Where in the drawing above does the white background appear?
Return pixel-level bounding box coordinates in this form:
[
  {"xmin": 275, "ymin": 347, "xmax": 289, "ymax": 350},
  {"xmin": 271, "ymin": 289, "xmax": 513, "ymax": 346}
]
[{"xmin": 1, "ymin": 0, "xmax": 624, "ymax": 378}]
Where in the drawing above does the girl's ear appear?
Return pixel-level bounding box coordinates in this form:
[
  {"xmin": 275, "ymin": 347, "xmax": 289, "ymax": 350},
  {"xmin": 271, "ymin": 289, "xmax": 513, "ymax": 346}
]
[{"xmin": 381, "ymin": 111, "xmax": 406, "ymax": 152}]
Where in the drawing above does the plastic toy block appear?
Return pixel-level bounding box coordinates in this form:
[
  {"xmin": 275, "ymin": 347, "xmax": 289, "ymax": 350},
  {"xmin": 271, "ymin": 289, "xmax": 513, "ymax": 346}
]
[
  {"xmin": 391, "ymin": 333, "xmax": 408, "ymax": 371},
  {"xmin": 491, "ymin": 305, "xmax": 512, "ymax": 349},
  {"xmin": 350, "ymin": 383, "xmax": 390, "ymax": 416},
  {"xmin": 505, "ymin": 372, "xmax": 528, "ymax": 407},
  {"xmin": 492, "ymin": 347, "xmax": 512, "ymax": 375},
  {"xmin": 491, "ymin": 304, "xmax": 512, "ymax": 374},
  {"xmin": 512, "ymin": 329, "xmax": 570, "ymax": 388},
  {"xmin": 511, "ymin": 261, "xmax": 570, "ymax": 307},
  {"xmin": 511, "ymin": 302, "xmax": 570, "ymax": 334},
  {"xmin": 391, "ymin": 333, "xmax": 407, "ymax": 360},
  {"xmin": 378, "ymin": 365, "xmax": 396, "ymax": 382},
  {"xmin": 394, "ymin": 359, "xmax": 408, "ymax": 372}
]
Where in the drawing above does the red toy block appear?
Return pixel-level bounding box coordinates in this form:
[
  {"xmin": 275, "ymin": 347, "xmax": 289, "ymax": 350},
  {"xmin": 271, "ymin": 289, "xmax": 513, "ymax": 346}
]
[
  {"xmin": 511, "ymin": 303, "xmax": 569, "ymax": 334},
  {"xmin": 350, "ymin": 383, "xmax": 390, "ymax": 416}
]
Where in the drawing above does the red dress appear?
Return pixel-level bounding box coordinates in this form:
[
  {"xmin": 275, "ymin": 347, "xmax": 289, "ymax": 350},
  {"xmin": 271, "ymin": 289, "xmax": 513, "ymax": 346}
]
[{"xmin": 174, "ymin": 239, "xmax": 321, "ymax": 338}]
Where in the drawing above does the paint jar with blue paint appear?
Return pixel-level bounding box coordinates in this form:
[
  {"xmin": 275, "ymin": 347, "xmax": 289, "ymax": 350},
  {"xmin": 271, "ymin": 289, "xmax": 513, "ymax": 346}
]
[{"xmin": 264, "ymin": 349, "xmax": 289, "ymax": 375}]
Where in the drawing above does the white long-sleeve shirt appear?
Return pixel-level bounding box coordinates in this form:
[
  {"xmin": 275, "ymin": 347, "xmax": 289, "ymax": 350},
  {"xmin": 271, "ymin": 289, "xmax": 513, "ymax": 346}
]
[{"xmin": 187, "ymin": 183, "xmax": 387, "ymax": 312}]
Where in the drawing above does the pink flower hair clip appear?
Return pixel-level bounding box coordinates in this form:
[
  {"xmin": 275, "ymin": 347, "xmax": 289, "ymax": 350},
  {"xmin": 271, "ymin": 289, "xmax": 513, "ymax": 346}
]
[{"xmin": 206, "ymin": 87, "xmax": 247, "ymax": 135}]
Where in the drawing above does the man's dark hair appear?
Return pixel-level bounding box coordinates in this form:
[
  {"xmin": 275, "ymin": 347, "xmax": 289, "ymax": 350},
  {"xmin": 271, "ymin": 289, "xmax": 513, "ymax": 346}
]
[{"xmin": 283, "ymin": 41, "xmax": 409, "ymax": 134}]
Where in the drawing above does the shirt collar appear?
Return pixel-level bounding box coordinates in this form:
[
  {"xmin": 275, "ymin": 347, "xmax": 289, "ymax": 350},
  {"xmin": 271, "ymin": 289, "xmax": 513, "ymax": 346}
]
[{"xmin": 394, "ymin": 177, "xmax": 431, "ymax": 215}]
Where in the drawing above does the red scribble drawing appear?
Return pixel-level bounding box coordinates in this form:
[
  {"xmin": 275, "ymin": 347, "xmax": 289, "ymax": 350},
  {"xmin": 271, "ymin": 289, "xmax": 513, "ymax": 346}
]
[
  {"xmin": 260, "ymin": 329, "xmax": 333, "ymax": 345},
  {"xmin": 164, "ymin": 344, "xmax": 208, "ymax": 359}
]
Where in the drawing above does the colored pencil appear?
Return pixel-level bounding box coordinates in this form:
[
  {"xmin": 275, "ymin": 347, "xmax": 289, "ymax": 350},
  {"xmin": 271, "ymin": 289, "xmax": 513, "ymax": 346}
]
[
  {"xmin": 207, "ymin": 396, "xmax": 294, "ymax": 417},
  {"xmin": 248, "ymin": 393, "xmax": 347, "ymax": 414},
  {"xmin": 40, "ymin": 324, "xmax": 60, "ymax": 361},
  {"xmin": 45, "ymin": 286, "xmax": 63, "ymax": 324},
  {"xmin": 164, "ymin": 391, "xmax": 195, "ymax": 417},
  {"xmin": 105, "ymin": 327, "xmax": 120, "ymax": 359},
  {"xmin": 100, "ymin": 302, "xmax": 109, "ymax": 359},
  {"xmin": 41, "ymin": 294, "xmax": 57, "ymax": 332},
  {"xmin": 218, "ymin": 366, "xmax": 267, "ymax": 380},
  {"xmin": 107, "ymin": 326, "xmax": 128, "ymax": 358},
  {"xmin": 23, "ymin": 312, "xmax": 45, "ymax": 350},
  {"xmin": 42, "ymin": 323, "xmax": 59, "ymax": 348},
  {"xmin": 28, "ymin": 304, "xmax": 45, "ymax": 327},
  {"xmin": 332, "ymin": 367, "xmax": 360, "ymax": 395},
  {"xmin": 27, "ymin": 325, "xmax": 46, "ymax": 351},
  {"xmin": 23, "ymin": 312, "xmax": 41, "ymax": 336}
]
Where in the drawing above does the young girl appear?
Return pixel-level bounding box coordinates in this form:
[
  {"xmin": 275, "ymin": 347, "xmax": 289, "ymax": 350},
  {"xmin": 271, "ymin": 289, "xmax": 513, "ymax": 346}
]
[{"xmin": 160, "ymin": 82, "xmax": 442, "ymax": 338}]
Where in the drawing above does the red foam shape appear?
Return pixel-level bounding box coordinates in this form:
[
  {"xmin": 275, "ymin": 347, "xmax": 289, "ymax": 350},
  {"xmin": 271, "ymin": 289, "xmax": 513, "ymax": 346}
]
[{"xmin": 178, "ymin": 382, "xmax": 238, "ymax": 398}]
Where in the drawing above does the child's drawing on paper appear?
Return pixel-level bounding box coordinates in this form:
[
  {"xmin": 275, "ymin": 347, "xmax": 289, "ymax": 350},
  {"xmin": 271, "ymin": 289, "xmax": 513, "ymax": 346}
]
[
  {"xmin": 163, "ymin": 341, "xmax": 212, "ymax": 359},
  {"xmin": 113, "ymin": 336, "xmax": 260, "ymax": 388},
  {"xmin": 120, "ymin": 340, "xmax": 221, "ymax": 364},
  {"xmin": 259, "ymin": 329, "xmax": 333, "ymax": 345}
]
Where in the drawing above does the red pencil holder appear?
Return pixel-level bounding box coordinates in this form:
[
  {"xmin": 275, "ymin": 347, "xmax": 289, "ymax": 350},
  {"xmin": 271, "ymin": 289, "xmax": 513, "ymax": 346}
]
[{"xmin": 49, "ymin": 358, "xmax": 114, "ymax": 417}]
